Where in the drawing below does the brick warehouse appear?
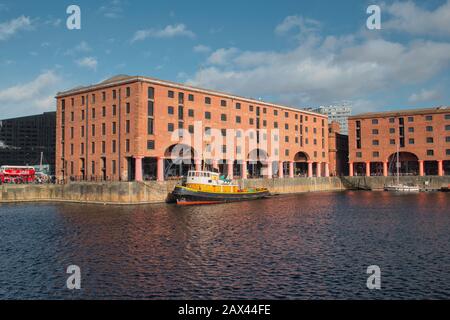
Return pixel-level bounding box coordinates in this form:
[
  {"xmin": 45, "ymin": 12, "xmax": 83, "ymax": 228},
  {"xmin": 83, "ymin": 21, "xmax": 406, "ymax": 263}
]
[
  {"xmin": 348, "ymin": 107, "xmax": 450, "ymax": 177},
  {"xmin": 55, "ymin": 75, "xmax": 330, "ymax": 182}
]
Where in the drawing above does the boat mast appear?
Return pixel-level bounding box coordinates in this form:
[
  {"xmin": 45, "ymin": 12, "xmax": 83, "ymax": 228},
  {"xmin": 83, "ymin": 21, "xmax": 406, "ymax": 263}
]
[
  {"xmin": 396, "ymin": 141, "xmax": 400, "ymax": 185},
  {"xmin": 40, "ymin": 151, "xmax": 43, "ymax": 172}
]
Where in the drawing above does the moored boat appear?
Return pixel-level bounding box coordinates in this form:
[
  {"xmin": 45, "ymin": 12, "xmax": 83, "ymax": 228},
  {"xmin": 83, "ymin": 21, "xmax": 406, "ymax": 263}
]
[{"xmin": 172, "ymin": 170, "xmax": 270, "ymax": 205}]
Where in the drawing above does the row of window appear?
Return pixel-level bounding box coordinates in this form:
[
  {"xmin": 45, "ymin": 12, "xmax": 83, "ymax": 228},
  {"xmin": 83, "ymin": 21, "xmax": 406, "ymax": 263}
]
[
  {"xmin": 61, "ymin": 88, "xmax": 133, "ymax": 110},
  {"xmin": 66, "ymin": 120, "xmax": 132, "ymax": 139},
  {"xmin": 65, "ymin": 103, "xmax": 132, "ymax": 122},
  {"xmin": 370, "ymin": 114, "xmax": 450, "ymax": 125},
  {"xmin": 356, "ymin": 149, "xmax": 450, "ymax": 158},
  {"xmin": 65, "ymin": 159, "xmax": 118, "ymax": 176},
  {"xmin": 371, "ymin": 136, "xmax": 450, "ymax": 145},
  {"xmin": 370, "ymin": 125, "xmax": 450, "ymax": 134},
  {"xmin": 165, "ymin": 89, "xmax": 323, "ymax": 122},
  {"xmin": 68, "ymin": 138, "xmax": 156, "ymax": 156}
]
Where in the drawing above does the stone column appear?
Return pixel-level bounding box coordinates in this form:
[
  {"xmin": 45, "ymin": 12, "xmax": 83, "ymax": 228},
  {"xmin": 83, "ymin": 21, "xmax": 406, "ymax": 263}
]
[
  {"xmin": 134, "ymin": 156, "xmax": 143, "ymax": 182},
  {"xmin": 278, "ymin": 161, "xmax": 284, "ymax": 178},
  {"xmin": 308, "ymin": 161, "xmax": 313, "ymax": 178},
  {"xmin": 316, "ymin": 162, "xmax": 322, "ymax": 178},
  {"xmin": 383, "ymin": 162, "xmax": 388, "ymax": 177},
  {"xmin": 349, "ymin": 162, "xmax": 354, "ymax": 177},
  {"xmin": 241, "ymin": 160, "xmax": 247, "ymax": 179},
  {"xmin": 227, "ymin": 160, "xmax": 234, "ymax": 178},
  {"xmin": 418, "ymin": 160, "xmax": 424, "ymax": 177},
  {"xmin": 365, "ymin": 161, "xmax": 371, "ymax": 177},
  {"xmin": 157, "ymin": 157, "xmax": 164, "ymax": 182},
  {"xmin": 324, "ymin": 163, "xmax": 330, "ymax": 177},
  {"xmin": 289, "ymin": 161, "xmax": 294, "ymax": 178},
  {"xmin": 438, "ymin": 160, "xmax": 443, "ymax": 177}
]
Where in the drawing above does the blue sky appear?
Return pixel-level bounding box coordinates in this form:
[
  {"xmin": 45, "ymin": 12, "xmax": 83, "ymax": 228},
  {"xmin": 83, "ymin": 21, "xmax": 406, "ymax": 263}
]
[{"xmin": 1, "ymin": 0, "xmax": 450, "ymax": 119}]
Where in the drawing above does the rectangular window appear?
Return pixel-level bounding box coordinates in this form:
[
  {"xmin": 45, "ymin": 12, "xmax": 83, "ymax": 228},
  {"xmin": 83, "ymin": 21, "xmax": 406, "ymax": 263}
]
[
  {"xmin": 221, "ymin": 129, "xmax": 227, "ymax": 137},
  {"xmin": 221, "ymin": 114, "xmax": 227, "ymax": 121},
  {"xmin": 178, "ymin": 106, "xmax": 184, "ymax": 120},
  {"xmin": 408, "ymin": 127, "xmax": 414, "ymax": 133},
  {"xmin": 445, "ymin": 114, "xmax": 450, "ymax": 120},
  {"xmin": 178, "ymin": 92, "xmax": 184, "ymax": 104},
  {"xmin": 102, "ymin": 107, "xmax": 106, "ymax": 117},
  {"xmin": 447, "ymin": 149, "xmax": 450, "ymax": 155},
  {"xmin": 390, "ymin": 139, "xmax": 395, "ymax": 145},
  {"xmin": 205, "ymin": 111, "xmax": 211, "ymax": 119},
  {"xmin": 390, "ymin": 128, "xmax": 395, "ymax": 134},
  {"xmin": 446, "ymin": 136, "xmax": 450, "ymax": 142},
  {"xmin": 235, "ymin": 103, "xmax": 241, "ymax": 109},
  {"xmin": 126, "ymin": 139, "xmax": 130, "ymax": 153},
  {"xmin": 274, "ymin": 122, "xmax": 278, "ymax": 128},
  {"xmin": 112, "ymin": 160, "xmax": 116, "ymax": 175},
  {"xmin": 126, "ymin": 120, "xmax": 130, "ymax": 133},
  {"xmin": 102, "ymin": 141, "xmax": 106, "ymax": 153},
  {"xmin": 249, "ymin": 105, "xmax": 254, "ymax": 112},
  {"xmin": 81, "ymin": 96, "xmax": 85, "ymax": 105},
  {"xmin": 446, "ymin": 125, "xmax": 450, "ymax": 131},
  {"xmin": 126, "ymin": 103, "xmax": 130, "ymax": 114},
  {"xmin": 126, "ymin": 87, "xmax": 131, "ymax": 97},
  {"xmin": 236, "ymin": 116, "xmax": 241, "ymax": 123},
  {"xmin": 426, "ymin": 137, "xmax": 434, "ymax": 143},
  {"xmin": 148, "ymin": 101, "xmax": 154, "ymax": 116},
  {"xmin": 168, "ymin": 90, "xmax": 174, "ymax": 98},
  {"xmin": 249, "ymin": 118, "xmax": 254, "ymax": 125},
  {"xmin": 188, "ymin": 125, "xmax": 194, "ymax": 134},
  {"xmin": 408, "ymin": 116, "xmax": 414, "ymax": 122},
  {"xmin": 102, "ymin": 92, "xmax": 106, "ymax": 101},
  {"xmin": 81, "ymin": 126, "xmax": 85, "ymax": 137},
  {"xmin": 409, "ymin": 138, "xmax": 415, "ymax": 144},
  {"xmin": 147, "ymin": 118, "xmax": 154, "ymax": 135},
  {"xmin": 91, "ymin": 124, "xmax": 95, "ymax": 136},
  {"xmin": 285, "ymin": 123, "xmax": 289, "ymax": 130},
  {"xmin": 426, "ymin": 126, "xmax": 433, "ymax": 132},
  {"xmin": 112, "ymin": 140, "xmax": 116, "ymax": 153},
  {"xmin": 147, "ymin": 140, "xmax": 155, "ymax": 150},
  {"xmin": 372, "ymin": 129, "xmax": 379, "ymax": 134},
  {"xmin": 112, "ymin": 90, "xmax": 117, "ymax": 99},
  {"xmin": 148, "ymin": 87, "xmax": 154, "ymax": 100},
  {"xmin": 188, "ymin": 94, "xmax": 194, "ymax": 102},
  {"xmin": 427, "ymin": 149, "xmax": 434, "ymax": 156},
  {"xmin": 91, "ymin": 142, "xmax": 95, "ymax": 154},
  {"xmin": 112, "ymin": 105, "xmax": 117, "ymax": 116},
  {"xmin": 168, "ymin": 106, "xmax": 174, "ymax": 115},
  {"xmin": 188, "ymin": 109, "xmax": 194, "ymax": 117},
  {"xmin": 221, "ymin": 100, "xmax": 227, "ymax": 107},
  {"xmin": 356, "ymin": 152, "xmax": 362, "ymax": 158},
  {"xmin": 274, "ymin": 110, "xmax": 278, "ymax": 116},
  {"xmin": 112, "ymin": 122, "xmax": 117, "ymax": 134},
  {"xmin": 205, "ymin": 97, "xmax": 211, "ymax": 104},
  {"xmin": 80, "ymin": 143, "xmax": 84, "ymax": 155},
  {"xmin": 285, "ymin": 112, "xmax": 289, "ymax": 118},
  {"xmin": 372, "ymin": 119, "xmax": 378, "ymax": 124},
  {"xmin": 389, "ymin": 118, "xmax": 395, "ymax": 123},
  {"xmin": 425, "ymin": 115, "xmax": 433, "ymax": 121},
  {"xmin": 373, "ymin": 151, "xmax": 379, "ymax": 158},
  {"xmin": 92, "ymin": 108, "xmax": 96, "ymax": 119},
  {"xmin": 373, "ymin": 140, "xmax": 379, "ymax": 146},
  {"xmin": 168, "ymin": 123, "xmax": 174, "ymax": 132},
  {"xmin": 102, "ymin": 123, "xmax": 106, "ymax": 135}
]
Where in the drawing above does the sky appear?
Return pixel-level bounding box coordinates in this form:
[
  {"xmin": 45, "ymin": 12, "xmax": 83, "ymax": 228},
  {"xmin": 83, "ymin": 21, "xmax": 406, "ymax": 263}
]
[{"xmin": 0, "ymin": 0, "xmax": 450, "ymax": 119}]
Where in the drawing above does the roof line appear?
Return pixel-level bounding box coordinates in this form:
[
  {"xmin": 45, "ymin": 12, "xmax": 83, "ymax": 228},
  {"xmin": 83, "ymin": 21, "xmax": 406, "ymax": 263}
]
[{"xmin": 56, "ymin": 75, "xmax": 326, "ymax": 118}]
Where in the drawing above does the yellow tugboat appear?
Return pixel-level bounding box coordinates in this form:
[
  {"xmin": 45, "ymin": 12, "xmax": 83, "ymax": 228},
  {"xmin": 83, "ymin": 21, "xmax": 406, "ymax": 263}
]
[{"xmin": 172, "ymin": 170, "xmax": 270, "ymax": 205}]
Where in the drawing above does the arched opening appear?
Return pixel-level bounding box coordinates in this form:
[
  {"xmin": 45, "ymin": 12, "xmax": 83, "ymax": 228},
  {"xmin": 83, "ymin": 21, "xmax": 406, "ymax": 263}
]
[
  {"xmin": 353, "ymin": 162, "xmax": 366, "ymax": 176},
  {"xmin": 247, "ymin": 149, "xmax": 269, "ymax": 178},
  {"xmin": 164, "ymin": 144, "xmax": 198, "ymax": 179},
  {"xmin": 387, "ymin": 152, "xmax": 419, "ymax": 176},
  {"xmin": 444, "ymin": 160, "xmax": 450, "ymax": 176},
  {"xmin": 424, "ymin": 161, "xmax": 438, "ymax": 176},
  {"xmin": 293, "ymin": 151, "xmax": 309, "ymax": 177},
  {"xmin": 370, "ymin": 162, "xmax": 384, "ymax": 176}
]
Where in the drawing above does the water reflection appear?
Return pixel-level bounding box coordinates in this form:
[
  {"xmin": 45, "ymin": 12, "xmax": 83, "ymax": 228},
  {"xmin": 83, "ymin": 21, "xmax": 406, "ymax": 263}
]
[{"xmin": 0, "ymin": 191, "xmax": 449, "ymax": 299}]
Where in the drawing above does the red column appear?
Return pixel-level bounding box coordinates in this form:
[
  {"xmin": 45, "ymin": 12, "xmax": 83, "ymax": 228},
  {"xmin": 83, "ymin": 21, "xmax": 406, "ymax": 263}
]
[
  {"xmin": 308, "ymin": 161, "xmax": 313, "ymax": 178},
  {"xmin": 212, "ymin": 159, "xmax": 219, "ymax": 170},
  {"xmin": 227, "ymin": 161, "xmax": 234, "ymax": 178},
  {"xmin": 278, "ymin": 161, "xmax": 284, "ymax": 178},
  {"xmin": 418, "ymin": 160, "xmax": 424, "ymax": 177},
  {"xmin": 241, "ymin": 160, "xmax": 247, "ymax": 179},
  {"xmin": 316, "ymin": 162, "xmax": 322, "ymax": 178},
  {"xmin": 157, "ymin": 157, "xmax": 164, "ymax": 182},
  {"xmin": 195, "ymin": 159, "xmax": 202, "ymax": 171},
  {"xmin": 324, "ymin": 163, "xmax": 330, "ymax": 177},
  {"xmin": 365, "ymin": 161, "xmax": 371, "ymax": 177},
  {"xmin": 289, "ymin": 161, "xmax": 294, "ymax": 178},
  {"xmin": 438, "ymin": 160, "xmax": 443, "ymax": 177},
  {"xmin": 134, "ymin": 156, "xmax": 143, "ymax": 182},
  {"xmin": 383, "ymin": 162, "xmax": 388, "ymax": 177},
  {"xmin": 349, "ymin": 162, "xmax": 354, "ymax": 177},
  {"xmin": 266, "ymin": 161, "xmax": 272, "ymax": 178}
]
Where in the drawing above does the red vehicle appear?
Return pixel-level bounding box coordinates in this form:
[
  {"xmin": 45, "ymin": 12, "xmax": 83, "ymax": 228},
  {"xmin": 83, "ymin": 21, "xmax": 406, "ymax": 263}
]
[{"xmin": 0, "ymin": 166, "xmax": 36, "ymax": 184}]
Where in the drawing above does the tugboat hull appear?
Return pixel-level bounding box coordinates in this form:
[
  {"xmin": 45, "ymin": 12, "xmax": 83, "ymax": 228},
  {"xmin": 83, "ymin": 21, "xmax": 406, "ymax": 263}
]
[{"xmin": 172, "ymin": 186, "xmax": 270, "ymax": 205}]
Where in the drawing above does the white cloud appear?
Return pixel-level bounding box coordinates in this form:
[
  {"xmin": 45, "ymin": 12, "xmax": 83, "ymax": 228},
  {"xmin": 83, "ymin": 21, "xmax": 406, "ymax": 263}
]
[
  {"xmin": 275, "ymin": 15, "xmax": 321, "ymax": 37},
  {"xmin": 0, "ymin": 15, "xmax": 32, "ymax": 41},
  {"xmin": 193, "ymin": 44, "xmax": 211, "ymax": 53},
  {"xmin": 0, "ymin": 71, "xmax": 61, "ymax": 117},
  {"xmin": 206, "ymin": 47, "xmax": 239, "ymax": 65},
  {"xmin": 384, "ymin": 1, "xmax": 450, "ymax": 36},
  {"xmin": 131, "ymin": 24, "xmax": 195, "ymax": 42},
  {"xmin": 187, "ymin": 33, "xmax": 450, "ymax": 109},
  {"xmin": 408, "ymin": 88, "xmax": 441, "ymax": 103},
  {"xmin": 99, "ymin": 0, "xmax": 124, "ymax": 19},
  {"xmin": 76, "ymin": 57, "xmax": 98, "ymax": 71},
  {"xmin": 65, "ymin": 41, "xmax": 92, "ymax": 56}
]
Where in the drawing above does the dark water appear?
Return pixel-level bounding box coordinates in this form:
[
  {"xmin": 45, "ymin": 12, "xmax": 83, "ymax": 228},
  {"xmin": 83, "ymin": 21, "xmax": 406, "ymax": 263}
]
[{"xmin": 0, "ymin": 191, "xmax": 449, "ymax": 300}]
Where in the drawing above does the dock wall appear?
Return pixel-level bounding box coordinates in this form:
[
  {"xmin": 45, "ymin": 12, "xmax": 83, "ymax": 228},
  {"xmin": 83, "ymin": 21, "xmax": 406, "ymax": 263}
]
[{"xmin": 1, "ymin": 176, "xmax": 448, "ymax": 205}]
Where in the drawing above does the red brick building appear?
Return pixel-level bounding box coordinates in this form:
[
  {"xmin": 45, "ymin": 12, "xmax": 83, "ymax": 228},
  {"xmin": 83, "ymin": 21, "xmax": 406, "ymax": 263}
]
[
  {"xmin": 55, "ymin": 75, "xmax": 329, "ymax": 182},
  {"xmin": 328, "ymin": 122, "xmax": 348, "ymax": 176},
  {"xmin": 348, "ymin": 107, "xmax": 450, "ymax": 177}
]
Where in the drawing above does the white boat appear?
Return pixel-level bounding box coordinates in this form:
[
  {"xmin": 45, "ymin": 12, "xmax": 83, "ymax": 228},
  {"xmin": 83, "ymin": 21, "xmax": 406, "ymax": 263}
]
[
  {"xmin": 384, "ymin": 184, "xmax": 420, "ymax": 192},
  {"xmin": 384, "ymin": 142, "xmax": 420, "ymax": 192}
]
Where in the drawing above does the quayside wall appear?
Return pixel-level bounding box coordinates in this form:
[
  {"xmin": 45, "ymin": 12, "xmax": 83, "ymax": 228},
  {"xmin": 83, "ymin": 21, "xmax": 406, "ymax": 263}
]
[
  {"xmin": 0, "ymin": 177, "xmax": 345, "ymax": 205},
  {"xmin": 1, "ymin": 176, "xmax": 449, "ymax": 205}
]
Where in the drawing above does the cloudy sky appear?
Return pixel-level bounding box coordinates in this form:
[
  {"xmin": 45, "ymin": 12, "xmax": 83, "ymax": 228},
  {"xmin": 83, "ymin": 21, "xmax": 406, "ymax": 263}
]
[{"xmin": 0, "ymin": 0, "xmax": 449, "ymax": 119}]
